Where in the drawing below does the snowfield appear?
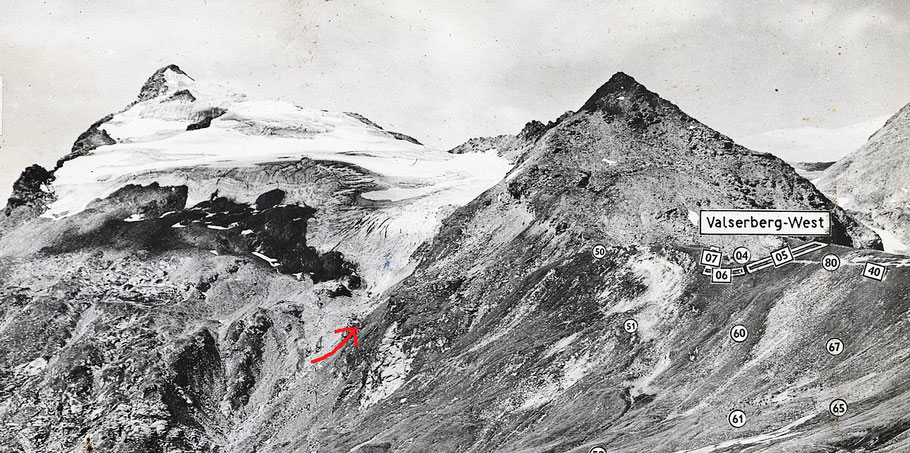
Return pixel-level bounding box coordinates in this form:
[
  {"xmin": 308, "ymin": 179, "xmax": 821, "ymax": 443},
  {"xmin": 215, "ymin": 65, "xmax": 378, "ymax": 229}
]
[
  {"xmin": 46, "ymin": 67, "xmax": 511, "ymax": 220},
  {"xmin": 39, "ymin": 67, "xmax": 513, "ymax": 295}
]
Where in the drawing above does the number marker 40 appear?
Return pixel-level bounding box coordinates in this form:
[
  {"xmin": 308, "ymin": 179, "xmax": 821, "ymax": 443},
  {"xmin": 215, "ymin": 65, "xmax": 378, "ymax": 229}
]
[{"xmin": 862, "ymin": 262, "xmax": 886, "ymax": 281}]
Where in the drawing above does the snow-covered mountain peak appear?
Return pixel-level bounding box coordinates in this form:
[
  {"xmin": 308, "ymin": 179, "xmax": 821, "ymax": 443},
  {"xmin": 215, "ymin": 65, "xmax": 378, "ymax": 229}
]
[
  {"xmin": 43, "ymin": 66, "xmax": 485, "ymax": 219},
  {"xmin": 1, "ymin": 67, "xmax": 511, "ymax": 293}
]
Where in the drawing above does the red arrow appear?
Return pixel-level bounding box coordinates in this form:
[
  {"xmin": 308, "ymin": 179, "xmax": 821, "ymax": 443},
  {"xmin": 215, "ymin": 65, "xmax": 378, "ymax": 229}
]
[{"xmin": 310, "ymin": 327, "xmax": 360, "ymax": 364}]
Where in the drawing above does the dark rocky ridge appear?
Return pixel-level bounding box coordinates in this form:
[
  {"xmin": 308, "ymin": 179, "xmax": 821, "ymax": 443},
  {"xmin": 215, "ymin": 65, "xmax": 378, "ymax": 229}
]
[
  {"xmin": 0, "ymin": 164, "xmax": 57, "ymax": 237},
  {"xmin": 345, "ymin": 112, "xmax": 424, "ymax": 145},
  {"xmin": 40, "ymin": 183, "xmax": 359, "ymax": 286},
  {"xmin": 447, "ymin": 111, "xmax": 573, "ymax": 161},
  {"xmin": 55, "ymin": 114, "xmax": 117, "ymax": 168},
  {"xmin": 3, "ymin": 164, "xmax": 55, "ymax": 214},
  {"xmin": 187, "ymin": 107, "xmax": 227, "ymax": 131},
  {"xmin": 170, "ymin": 89, "xmax": 197, "ymax": 102},
  {"xmin": 790, "ymin": 161, "xmax": 835, "ymax": 172}
]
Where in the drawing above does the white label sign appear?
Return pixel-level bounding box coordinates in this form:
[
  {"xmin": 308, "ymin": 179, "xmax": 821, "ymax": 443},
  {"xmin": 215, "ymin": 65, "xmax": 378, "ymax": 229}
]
[
  {"xmin": 771, "ymin": 246, "xmax": 794, "ymax": 267},
  {"xmin": 701, "ymin": 249, "xmax": 722, "ymax": 267},
  {"xmin": 730, "ymin": 325, "xmax": 749, "ymax": 343},
  {"xmin": 829, "ymin": 399, "xmax": 848, "ymax": 417},
  {"xmin": 712, "ymin": 268, "xmax": 732, "ymax": 284},
  {"xmin": 700, "ymin": 210, "xmax": 831, "ymax": 236},
  {"xmin": 862, "ymin": 262, "xmax": 886, "ymax": 281}
]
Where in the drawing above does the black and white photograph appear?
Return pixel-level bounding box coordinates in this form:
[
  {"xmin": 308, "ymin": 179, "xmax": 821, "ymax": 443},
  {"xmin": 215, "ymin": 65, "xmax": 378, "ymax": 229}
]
[{"xmin": 1, "ymin": 1, "xmax": 909, "ymax": 452}]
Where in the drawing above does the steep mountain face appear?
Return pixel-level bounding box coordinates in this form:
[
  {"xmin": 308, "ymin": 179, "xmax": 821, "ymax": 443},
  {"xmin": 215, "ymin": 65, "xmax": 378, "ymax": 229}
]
[
  {"xmin": 455, "ymin": 73, "xmax": 877, "ymax": 254},
  {"xmin": 0, "ymin": 70, "xmax": 894, "ymax": 453},
  {"xmin": 287, "ymin": 73, "xmax": 901, "ymax": 452},
  {"xmin": 816, "ymin": 103, "xmax": 910, "ymax": 253}
]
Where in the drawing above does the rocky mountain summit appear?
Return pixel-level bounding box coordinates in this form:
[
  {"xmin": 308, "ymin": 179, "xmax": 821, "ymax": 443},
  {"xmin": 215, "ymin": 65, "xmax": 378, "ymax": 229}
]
[
  {"xmin": 0, "ymin": 68, "xmax": 900, "ymax": 452},
  {"xmin": 454, "ymin": 72, "xmax": 878, "ymax": 253}
]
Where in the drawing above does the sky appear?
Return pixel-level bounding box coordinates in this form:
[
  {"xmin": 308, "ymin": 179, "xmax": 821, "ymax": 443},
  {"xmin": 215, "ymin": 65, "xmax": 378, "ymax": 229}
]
[{"xmin": 1, "ymin": 0, "xmax": 909, "ymax": 201}]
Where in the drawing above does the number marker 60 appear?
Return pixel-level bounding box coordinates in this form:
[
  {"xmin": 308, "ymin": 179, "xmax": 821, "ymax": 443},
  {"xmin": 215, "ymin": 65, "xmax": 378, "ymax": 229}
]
[{"xmin": 730, "ymin": 325, "xmax": 748, "ymax": 343}]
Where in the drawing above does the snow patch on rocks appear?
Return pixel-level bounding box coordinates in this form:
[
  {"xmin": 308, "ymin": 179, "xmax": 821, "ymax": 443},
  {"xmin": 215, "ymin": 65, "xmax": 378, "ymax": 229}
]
[
  {"xmin": 360, "ymin": 322, "xmax": 413, "ymax": 408},
  {"xmin": 603, "ymin": 253, "xmax": 686, "ymax": 342},
  {"xmin": 519, "ymin": 352, "xmax": 594, "ymax": 410}
]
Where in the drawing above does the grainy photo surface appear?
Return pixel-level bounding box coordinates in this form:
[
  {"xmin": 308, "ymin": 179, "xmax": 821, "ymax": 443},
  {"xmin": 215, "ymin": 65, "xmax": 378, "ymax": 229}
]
[{"xmin": 1, "ymin": 2, "xmax": 909, "ymax": 452}]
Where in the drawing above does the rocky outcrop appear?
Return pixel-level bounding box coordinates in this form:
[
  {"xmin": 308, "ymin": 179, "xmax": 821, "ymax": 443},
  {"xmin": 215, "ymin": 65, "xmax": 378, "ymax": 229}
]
[
  {"xmin": 4, "ymin": 164, "xmax": 55, "ymax": 214},
  {"xmin": 136, "ymin": 64, "xmax": 194, "ymax": 103},
  {"xmin": 816, "ymin": 102, "xmax": 910, "ymax": 252},
  {"xmin": 187, "ymin": 107, "xmax": 227, "ymax": 131},
  {"xmin": 170, "ymin": 89, "xmax": 197, "ymax": 103},
  {"xmin": 0, "ymin": 164, "xmax": 56, "ymax": 234},
  {"xmin": 790, "ymin": 161, "xmax": 835, "ymax": 172},
  {"xmin": 223, "ymin": 311, "xmax": 272, "ymax": 410},
  {"xmin": 345, "ymin": 112, "xmax": 423, "ymax": 145},
  {"xmin": 55, "ymin": 114, "xmax": 117, "ymax": 167},
  {"xmin": 447, "ymin": 113, "xmax": 572, "ymax": 161}
]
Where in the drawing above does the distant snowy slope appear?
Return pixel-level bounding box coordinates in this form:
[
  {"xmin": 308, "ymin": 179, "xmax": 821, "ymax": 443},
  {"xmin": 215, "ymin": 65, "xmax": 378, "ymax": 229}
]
[{"xmin": 740, "ymin": 115, "xmax": 889, "ymax": 162}]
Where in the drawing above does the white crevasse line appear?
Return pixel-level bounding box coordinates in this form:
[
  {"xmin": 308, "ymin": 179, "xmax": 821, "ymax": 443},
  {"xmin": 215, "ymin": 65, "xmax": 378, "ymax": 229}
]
[
  {"xmin": 673, "ymin": 413, "xmax": 816, "ymax": 453},
  {"xmin": 542, "ymin": 332, "xmax": 581, "ymax": 359},
  {"xmin": 251, "ymin": 251, "xmax": 279, "ymax": 267}
]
